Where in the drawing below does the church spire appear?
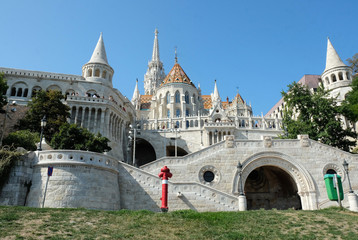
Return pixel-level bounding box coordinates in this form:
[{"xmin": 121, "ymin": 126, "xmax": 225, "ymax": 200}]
[
  {"xmin": 88, "ymin": 33, "xmax": 109, "ymax": 65},
  {"xmin": 152, "ymin": 29, "xmax": 160, "ymax": 62},
  {"xmin": 144, "ymin": 29, "xmax": 166, "ymax": 95},
  {"xmin": 324, "ymin": 38, "xmax": 347, "ymax": 73}
]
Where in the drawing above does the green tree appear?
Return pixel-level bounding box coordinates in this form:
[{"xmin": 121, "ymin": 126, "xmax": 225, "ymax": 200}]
[
  {"xmin": 0, "ymin": 73, "xmax": 8, "ymax": 109},
  {"xmin": 341, "ymin": 75, "xmax": 358, "ymax": 122},
  {"xmin": 50, "ymin": 123, "xmax": 111, "ymax": 153},
  {"xmin": 3, "ymin": 130, "xmax": 40, "ymax": 151},
  {"xmin": 281, "ymin": 82, "xmax": 356, "ymax": 152},
  {"xmin": 347, "ymin": 53, "xmax": 358, "ymax": 74},
  {"xmin": 17, "ymin": 90, "xmax": 70, "ymax": 142}
]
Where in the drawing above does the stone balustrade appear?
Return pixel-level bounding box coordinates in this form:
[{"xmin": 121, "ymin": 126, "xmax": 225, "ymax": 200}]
[{"xmin": 35, "ymin": 150, "xmax": 119, "ymax": 173}]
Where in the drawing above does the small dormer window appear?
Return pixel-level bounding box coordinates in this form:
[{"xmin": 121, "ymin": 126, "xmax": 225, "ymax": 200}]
[{"xmin": 176, "ymin": 78, "xmax": 179, "ymax": 81}]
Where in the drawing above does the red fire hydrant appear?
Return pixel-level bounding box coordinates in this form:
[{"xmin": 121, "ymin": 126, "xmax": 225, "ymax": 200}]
[{"xmin": 158, "ymin": 166, "xmax": 172, "ymax": 212}]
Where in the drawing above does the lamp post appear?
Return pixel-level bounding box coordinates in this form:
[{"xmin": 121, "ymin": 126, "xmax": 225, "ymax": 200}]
[
  {"xmin": 171, "ymin": 125, "xmax": 180, "ymax": 157},
  {"xmin": 343, "ymin": 160, "xmax": 353, "ymax": 193},
  {"xmin": 0, "ymin": 101, "xmax": 17, "ymax": 147},
  {"xmin": 237, "ymin": 162, "xmax": 244, "ymax": 196},
  {"xmin": 129, "ymin": 123, "xmax": 140, "ymax": 166},
  {"xmin": 37, "ymin": 116, "xmax": 47, "ymax": 151}
]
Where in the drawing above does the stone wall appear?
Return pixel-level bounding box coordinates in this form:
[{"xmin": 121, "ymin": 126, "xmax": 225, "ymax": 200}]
[
  {"xmin": 26, "ymin": 150, "xmax": 120, "ymax": 210},
  {"xmin": 0, "ymin": 151, "xmax": 35, "ymax": 206}
]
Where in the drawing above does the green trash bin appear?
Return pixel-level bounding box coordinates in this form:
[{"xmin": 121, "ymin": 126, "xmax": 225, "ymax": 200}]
[{"xmin": 324, "ymin": 174, "xmax": 344, "ymax": 201}]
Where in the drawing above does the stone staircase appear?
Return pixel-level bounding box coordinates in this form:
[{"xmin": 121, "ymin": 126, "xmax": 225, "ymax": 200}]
[{"xmin": 119, "ymin": 161, "xmax": 239, "ymax": 212}]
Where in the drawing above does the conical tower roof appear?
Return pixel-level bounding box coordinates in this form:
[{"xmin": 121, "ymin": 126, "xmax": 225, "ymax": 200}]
[
  {"xmin": 160, "ymin": 63, "xmax": 195, "ymax": 87},
  {"xmin": 324, "ymin": 38, "xmax": 347, "ymax": 72},
  {"xmin": 88, "ymin": 33, "xmax": 109, "ymax": 65}
]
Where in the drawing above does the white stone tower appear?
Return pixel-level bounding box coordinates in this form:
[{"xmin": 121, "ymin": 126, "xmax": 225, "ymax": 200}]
[
  {"xmin": 321, "ymin": 38, "xmax": 353, "ymax": 103},
  {"xmin": 144, "ymin": 29, "xmax": 166, "ymax": 95},
  {"xmin": 82, "ymin": 33, "xmax": 114, "ymax": 87}
]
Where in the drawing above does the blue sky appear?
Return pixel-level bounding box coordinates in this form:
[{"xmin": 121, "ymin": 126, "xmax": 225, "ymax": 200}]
[{"xmin": 1, "ymin": 0, "xmax": 357, "ymax": 115}]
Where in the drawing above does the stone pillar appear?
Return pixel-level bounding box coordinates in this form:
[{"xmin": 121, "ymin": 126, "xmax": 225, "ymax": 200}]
[
  {"xmin": 348, "ymin": 193, "xmax": 358, "ymax": 212},
  {"xmin": 74, "ymin": 106, "xmax": 79, "ymax": 124},
  {"xmin": 100, "ymin": 109, "xmax": 105, "ymax": 135},
  {"xmin": 81, "ymin": 108, "xmax": 86, "ymax": 127},
  {"xmin": 238, "ymin": 195, "xmax": 247, "ymax": 211},
  {"xmin": 93, "ymin": 108, "xmax": 98, "ymax": 132}
]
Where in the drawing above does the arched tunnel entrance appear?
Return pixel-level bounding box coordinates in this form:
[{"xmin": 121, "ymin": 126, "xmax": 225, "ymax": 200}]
[
  {"xmin": 135, "ymin": 138, "xmax": 156, "ymax": 167},
  {"xmin": 244, "ymin": 166, "xmax": 302, "ymax": 210},
  {"xmin": 166, "ymin": 146, "xmax": 188, "ymax": 157}
]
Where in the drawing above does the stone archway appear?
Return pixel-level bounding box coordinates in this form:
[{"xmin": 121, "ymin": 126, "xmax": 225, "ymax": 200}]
[
  {"xmin": 244, "ymin": 166, "xmax": 301, "ymax": 210},
  {"xmin": 135, "ymin": 138, "xmax": 156, "ymax": 166},
  {"xmin": 166, "ymin": 146, "xmax": 188, "ymax": 157},
  {"xmin": 232, "ymin": 151, "xmax": 317, "ymax": 210}
]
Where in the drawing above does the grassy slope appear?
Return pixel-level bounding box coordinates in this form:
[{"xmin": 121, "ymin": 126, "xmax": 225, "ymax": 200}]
[{"xmin": 0, "ymin": 206, "xmax": 357, "ymax": 240}]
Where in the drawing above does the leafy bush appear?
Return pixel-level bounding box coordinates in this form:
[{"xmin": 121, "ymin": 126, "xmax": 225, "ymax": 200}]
[
  {"xmin": 3, "ymin": 130, "xmax": 40, "ymax": 151},
  {"xmin": 16, "ymin": 90, "xmax": 70, "ymax": 142},
  {"xmin": 50, "ymin": 123, "xmax": 111, "ymax": 153}
]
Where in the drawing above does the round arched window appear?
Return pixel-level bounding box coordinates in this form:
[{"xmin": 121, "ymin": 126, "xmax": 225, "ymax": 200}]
[
  {"xmin": 203, "ymin": 171, "xmax": 215, "ymax": 182},
  {"xmin": 326, "ymin": 169, "xmax": 337, "ymax": 174}
]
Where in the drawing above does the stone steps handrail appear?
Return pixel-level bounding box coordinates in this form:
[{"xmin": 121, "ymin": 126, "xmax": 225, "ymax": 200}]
[{"xmin": 140, "ymin": 141, "xmax": 226, "ymax": 170}]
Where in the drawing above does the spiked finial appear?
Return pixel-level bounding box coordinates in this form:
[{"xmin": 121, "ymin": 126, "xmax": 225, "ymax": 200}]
[{"xmin": 175, "ymin": 47, "xmax": 178, "ymax": 63}]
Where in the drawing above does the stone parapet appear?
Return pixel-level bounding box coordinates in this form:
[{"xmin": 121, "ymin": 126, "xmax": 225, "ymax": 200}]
[{"xmin": 26, "ymin": 150, "xmax": 120, "ymax": 210}]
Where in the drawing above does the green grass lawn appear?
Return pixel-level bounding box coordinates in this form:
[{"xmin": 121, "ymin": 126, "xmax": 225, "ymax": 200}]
[{"xmin": 0, "ymin": 206, "xmax": 357, "ymax": 239}]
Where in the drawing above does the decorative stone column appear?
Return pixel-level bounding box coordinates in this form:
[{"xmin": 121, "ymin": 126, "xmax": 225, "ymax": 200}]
[
  {"xmin": 348, "ymin": 192, "xmax": 358, "ymax": 212},
  {"xmin": 238, "ymin": 195, "xmax": 247, "ymax": 211}
]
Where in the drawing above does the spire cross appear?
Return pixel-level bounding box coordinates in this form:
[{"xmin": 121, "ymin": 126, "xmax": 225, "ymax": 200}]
[{"xmin": 175, "ymin": 47, "xmax": 178, "ymax": 63}]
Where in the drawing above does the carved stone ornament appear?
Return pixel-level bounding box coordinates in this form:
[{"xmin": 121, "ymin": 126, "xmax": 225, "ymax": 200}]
[
  {"xmin": 225, "ymin": 135, "xmax": 235, "ymax": 148},
  {"xmin": 264, "ymin": 136, "xmax": 272, "ymax": 148}
]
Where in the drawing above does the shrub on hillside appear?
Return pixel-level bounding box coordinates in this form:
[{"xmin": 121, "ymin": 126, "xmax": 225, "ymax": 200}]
[{"xmin": 3, "ymin": 130, "xmax": 40, "ymax": 151}]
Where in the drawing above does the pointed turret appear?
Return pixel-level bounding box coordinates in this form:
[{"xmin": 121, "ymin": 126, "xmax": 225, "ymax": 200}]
[
  {"xmin": 144, "ymin": 29, "xmax": 166, "ymax": 95},
  {"xmin": 82, "ymin": 33, "xmax": 114, "ymax": 87},
  {"xmin": 132, "ymin": 79, "xmax": 140, "ymax": 103},
  {"xmin": 211, "ymin": 80, "xmax": 221, "ymax": 104},
  {"xmin": 323, "ymin": 38, "xmax": 347, "ymax": 73},
  {"xmin": 131, "ymin": 79, "xmax": 141, "ymax": 110},
  {"xmin": 321, "ymin": 38, "xmax": 353, "ymax": 103},
  {"xmin": 88, "ymin": 33, "xmax": 109, "ymax": 65}
]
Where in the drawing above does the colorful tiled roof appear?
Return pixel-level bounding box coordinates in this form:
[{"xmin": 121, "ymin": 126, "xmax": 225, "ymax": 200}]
[
  {"xmin": 160, "ymin": 63, "xmax": 195, "ymax": 87},
  {"xmin": 140, "ymin": 95, "xmax": 152, "ymax": 110},
  {"xmin": 202, "ymin": 95, "xmax": 212, "ymax": 109}
]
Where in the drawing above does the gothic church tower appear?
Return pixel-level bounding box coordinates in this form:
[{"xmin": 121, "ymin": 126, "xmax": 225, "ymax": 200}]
[{"xmin": 144, "ymin": 29, "xmax": 166, "ymax": 95}]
